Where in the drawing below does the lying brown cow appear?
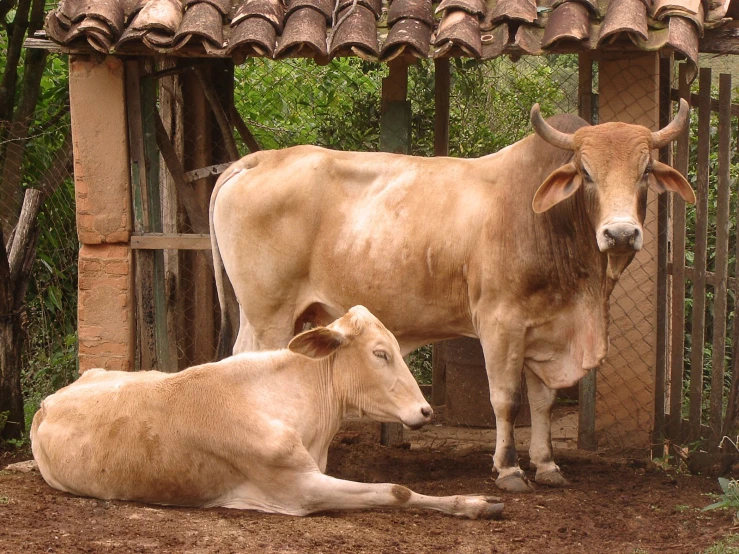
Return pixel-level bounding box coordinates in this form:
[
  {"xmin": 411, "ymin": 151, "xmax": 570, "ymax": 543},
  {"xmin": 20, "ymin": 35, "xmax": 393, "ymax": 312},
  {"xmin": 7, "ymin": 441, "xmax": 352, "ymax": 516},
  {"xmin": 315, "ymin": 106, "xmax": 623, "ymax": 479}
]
[
  {"xmin": 31, "ymin": 306, "xmax": 503, "ymax": 519},
  {"xmin": 210, "ymin": 100, "xmax": 695, "ymax": 492}
]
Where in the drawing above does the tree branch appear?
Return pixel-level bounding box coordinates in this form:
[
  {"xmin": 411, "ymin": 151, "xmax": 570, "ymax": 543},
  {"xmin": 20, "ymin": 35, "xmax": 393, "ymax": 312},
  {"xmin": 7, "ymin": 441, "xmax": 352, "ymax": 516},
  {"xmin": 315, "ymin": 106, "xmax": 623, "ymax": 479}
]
[
  {"xmin": 0, "ymin": 48, "xmax": 48, "ymax": 238},
  {"xmin": 0, "ymin": 0, "xmax": 32, "ymax": 123},
  {"xmin": 8, "ymin": 188, "xmax": 43, "ymax": 282},
  {"xmin": 229, "ymin": 104, "xmax": 261, "ymax": 153}
]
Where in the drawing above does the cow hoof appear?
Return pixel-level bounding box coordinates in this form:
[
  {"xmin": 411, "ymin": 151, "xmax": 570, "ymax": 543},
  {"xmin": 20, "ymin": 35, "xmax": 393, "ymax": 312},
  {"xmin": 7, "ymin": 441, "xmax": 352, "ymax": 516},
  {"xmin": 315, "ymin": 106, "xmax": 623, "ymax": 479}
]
[
  {"xmin": 535, "ymin": 469, "xmax": 569, "ymax": 487},
  {"xmin": 495, "ymin": 474, "xmax": 533, "ymax": 493},
  {"xmin": 458, "ymin": 495, "xmax": 505, "ymax": 520},
  {"xmin": 478, "ymin": 501, "xmax": 505, "ymax": 520}
]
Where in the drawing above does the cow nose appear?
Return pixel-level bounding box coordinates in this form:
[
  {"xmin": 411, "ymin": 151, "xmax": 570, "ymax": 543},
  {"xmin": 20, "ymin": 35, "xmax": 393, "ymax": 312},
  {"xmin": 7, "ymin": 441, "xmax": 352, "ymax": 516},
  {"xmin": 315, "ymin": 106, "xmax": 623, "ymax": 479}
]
[
  {"xmin": 600, "ymin": 224, "xmax": 642, "ymax": 251},
  {"xmin": 421, "ymin": 405, "xmax": 433, "ymax": 419}
]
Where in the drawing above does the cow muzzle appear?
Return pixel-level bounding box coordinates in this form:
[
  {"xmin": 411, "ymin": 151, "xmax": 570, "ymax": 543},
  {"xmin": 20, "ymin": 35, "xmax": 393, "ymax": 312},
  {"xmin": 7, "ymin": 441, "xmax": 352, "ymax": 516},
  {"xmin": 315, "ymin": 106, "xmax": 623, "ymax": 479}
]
[
  {"xmin": 596, "ymin": 221, "xmax": 643, "ymax": 252},
  {"xmin": 403, "ymin": 404, "xmax": 434, "ymax": 430}
]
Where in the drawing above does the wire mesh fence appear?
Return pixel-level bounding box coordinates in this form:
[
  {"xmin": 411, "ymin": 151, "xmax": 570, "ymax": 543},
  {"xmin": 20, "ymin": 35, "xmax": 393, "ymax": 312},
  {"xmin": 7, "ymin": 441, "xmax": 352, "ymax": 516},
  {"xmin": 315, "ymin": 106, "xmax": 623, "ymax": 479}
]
[
  {"xmin": 140, "ymin": 55, "xmax": 584, "ymax": 372},
  {"xmin": 14, "ymin": 51, "xmax": 739, "ymax": 455},
  {"xmin": 0, "ymin": 55, "xmax": 76, "ymax": 428}
]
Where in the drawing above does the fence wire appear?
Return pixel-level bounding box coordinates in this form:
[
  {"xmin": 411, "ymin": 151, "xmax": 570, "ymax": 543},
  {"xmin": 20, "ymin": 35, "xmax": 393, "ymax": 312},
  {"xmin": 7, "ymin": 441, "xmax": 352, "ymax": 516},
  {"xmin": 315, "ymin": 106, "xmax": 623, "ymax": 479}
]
[
  {"xmin": 17, "ymin": 53, "xmax": 739, "ymax": 455},
  {"xmin": 0, "ymin": 63, "xmax": 76, "ymax": 423}
]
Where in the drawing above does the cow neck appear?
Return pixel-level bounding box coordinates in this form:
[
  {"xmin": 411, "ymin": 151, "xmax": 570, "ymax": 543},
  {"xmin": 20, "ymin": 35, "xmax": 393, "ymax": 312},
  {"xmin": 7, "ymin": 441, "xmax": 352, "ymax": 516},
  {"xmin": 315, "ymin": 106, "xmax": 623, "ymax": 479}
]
[
  {"xmin": 307, "ymin": 354, "xmax": 345, "ymax": 441},
  {"xmin": 534, "ymin": 182, "xmax": 608, "ymax": 299}
]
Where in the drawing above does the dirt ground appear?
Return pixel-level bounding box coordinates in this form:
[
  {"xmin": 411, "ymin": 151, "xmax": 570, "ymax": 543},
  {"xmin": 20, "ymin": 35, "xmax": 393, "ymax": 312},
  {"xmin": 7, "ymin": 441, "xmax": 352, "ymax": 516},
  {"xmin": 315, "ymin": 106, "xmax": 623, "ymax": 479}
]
[{"xmin": 0, "ymin": 425, "xmax": 735, "ymax": 554}]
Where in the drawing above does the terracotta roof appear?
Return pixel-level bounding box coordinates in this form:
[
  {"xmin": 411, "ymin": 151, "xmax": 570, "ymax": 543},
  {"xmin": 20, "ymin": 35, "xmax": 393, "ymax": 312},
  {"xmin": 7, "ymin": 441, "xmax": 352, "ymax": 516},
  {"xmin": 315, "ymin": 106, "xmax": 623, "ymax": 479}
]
[{"xmin": 44, "ymin": 0, "xmax": 734, "ymax": 68}]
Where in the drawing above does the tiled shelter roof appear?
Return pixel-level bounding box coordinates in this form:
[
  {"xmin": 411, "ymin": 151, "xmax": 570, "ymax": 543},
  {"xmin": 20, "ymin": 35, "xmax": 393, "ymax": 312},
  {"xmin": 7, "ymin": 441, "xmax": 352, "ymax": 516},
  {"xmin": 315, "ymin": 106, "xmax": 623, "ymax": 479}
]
[{"xmin": 44, "ymin": 0, "xmax": 735, "ymax": 67}]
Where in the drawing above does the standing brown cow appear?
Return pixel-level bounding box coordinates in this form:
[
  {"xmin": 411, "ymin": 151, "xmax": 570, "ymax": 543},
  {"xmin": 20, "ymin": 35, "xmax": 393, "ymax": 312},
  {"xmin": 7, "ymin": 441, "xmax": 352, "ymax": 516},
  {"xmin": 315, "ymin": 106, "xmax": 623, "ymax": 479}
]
[{"xmin": 210, "ymin": 100, "xmax": 694, "ymax": 492}]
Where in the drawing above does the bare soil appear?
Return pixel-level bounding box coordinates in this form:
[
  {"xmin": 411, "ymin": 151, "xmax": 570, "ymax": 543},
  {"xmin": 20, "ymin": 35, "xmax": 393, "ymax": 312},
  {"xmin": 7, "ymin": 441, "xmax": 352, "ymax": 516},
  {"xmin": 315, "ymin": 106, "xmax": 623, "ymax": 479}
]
[{"xmin": 0, "ymin": 429, "xmax": 735, "ymax": 554}]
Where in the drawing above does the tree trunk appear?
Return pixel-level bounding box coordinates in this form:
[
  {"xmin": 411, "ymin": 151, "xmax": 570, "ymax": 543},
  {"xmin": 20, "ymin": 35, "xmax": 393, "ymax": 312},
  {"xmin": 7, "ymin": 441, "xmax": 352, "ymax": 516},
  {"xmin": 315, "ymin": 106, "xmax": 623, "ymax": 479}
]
[
  {"xmin": 0, "ymin": 47, "xmax": 48, "ymax": 238},
  {"xmin": 0, "ymin": 140, "xmax": 72, "ymax": 442},
  {"xmin": 0, "ymin": 0, "xmax": 33, "ymax": 123},
  {"xmin": 0, "ymin": 224, "xmax": 24, "ymax": 441},
  {"xmin": 0, "ymin": 315, "xmax": 24, "ymax": 441}
]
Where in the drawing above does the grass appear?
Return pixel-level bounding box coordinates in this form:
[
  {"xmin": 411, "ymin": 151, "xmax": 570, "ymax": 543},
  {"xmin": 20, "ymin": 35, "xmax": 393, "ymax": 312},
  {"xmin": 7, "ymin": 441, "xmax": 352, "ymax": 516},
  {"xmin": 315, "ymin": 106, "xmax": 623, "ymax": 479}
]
[{"xmin": 703, "ymin": 534, "xmax": 739, "ymax": 554}]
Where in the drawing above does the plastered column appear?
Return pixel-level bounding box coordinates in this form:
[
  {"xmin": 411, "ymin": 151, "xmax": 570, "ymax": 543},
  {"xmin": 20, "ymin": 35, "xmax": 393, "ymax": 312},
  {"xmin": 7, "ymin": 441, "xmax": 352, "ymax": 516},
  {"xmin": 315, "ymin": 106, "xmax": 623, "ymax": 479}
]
[
  {"xmin": 70, "ymin": 56, "xmax": 134, "ymax": 372},
  {"xmin": 596, "ymin": 53, "xmax": 660, "ymax": 447}
]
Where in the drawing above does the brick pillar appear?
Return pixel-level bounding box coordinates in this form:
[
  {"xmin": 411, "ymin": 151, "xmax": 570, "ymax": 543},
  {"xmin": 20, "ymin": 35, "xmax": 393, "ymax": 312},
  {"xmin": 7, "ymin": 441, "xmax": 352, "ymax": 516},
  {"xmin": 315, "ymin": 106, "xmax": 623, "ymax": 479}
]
[
  {"xmin": 70, "ymin": 56, "xmax": 133, "ymax": 372},
  {"xmin": 596, "ymin": 53, "xmax": 660, "ymax": 447}
]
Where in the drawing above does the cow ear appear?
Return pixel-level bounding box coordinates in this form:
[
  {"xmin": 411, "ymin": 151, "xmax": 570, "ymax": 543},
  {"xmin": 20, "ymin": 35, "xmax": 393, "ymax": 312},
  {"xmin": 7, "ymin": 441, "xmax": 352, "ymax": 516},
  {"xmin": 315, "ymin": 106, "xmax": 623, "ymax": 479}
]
[
  {"xmin": 650, "ymin": 161, "xmax": 696, "ymax": 204},
  {"xmin": 288, "ymin": 327, "xmax": 346, "ymax": 359},
  {"xmin": 532, "ymin": 163, "xmax": 582, "ymax": 214}
]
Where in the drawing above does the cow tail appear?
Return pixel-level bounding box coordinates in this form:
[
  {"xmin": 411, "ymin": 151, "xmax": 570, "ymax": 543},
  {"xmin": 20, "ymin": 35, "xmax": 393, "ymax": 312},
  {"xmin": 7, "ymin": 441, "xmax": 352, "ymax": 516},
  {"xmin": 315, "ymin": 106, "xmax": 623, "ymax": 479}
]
[{"xmin": 210, "ymin": 154, "xmax": 261, "ymax": 359}]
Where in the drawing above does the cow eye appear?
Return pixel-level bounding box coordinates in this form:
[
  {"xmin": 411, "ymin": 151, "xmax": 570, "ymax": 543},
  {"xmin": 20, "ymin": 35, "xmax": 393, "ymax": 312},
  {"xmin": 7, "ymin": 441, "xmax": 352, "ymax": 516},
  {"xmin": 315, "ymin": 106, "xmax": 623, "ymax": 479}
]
[
  {"xmin": 643, "ymin": 164, "xmax": 652, "ymax": 178},
  {"xmin": 373, "ymin": 350, "xmax": 389, "ymax": 362},
  {"xmin": 581, "ymin": 167, "xmax": 592, "ymax": 182}
]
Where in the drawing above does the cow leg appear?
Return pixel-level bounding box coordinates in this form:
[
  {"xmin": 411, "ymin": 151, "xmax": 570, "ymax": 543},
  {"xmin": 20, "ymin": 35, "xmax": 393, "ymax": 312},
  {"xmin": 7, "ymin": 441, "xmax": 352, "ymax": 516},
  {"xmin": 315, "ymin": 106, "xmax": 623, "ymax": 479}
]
[
  {"xmin": 524, "ymin": 367, "xmax": 567, "ymax": 487},
  {"xmin": 480, "ymin": 328, "xmax": 531, "ymax": 493},
  {"xmin": 233, "ymin": 307, "xmax": 257, "ymax": 353},
  {"xmin": 271, "ymin": 472, "xmax": 504, "ymax": 519},
  {"xmin": 237, "ymin": 305, "xmax": 298, "ymax": 352}
]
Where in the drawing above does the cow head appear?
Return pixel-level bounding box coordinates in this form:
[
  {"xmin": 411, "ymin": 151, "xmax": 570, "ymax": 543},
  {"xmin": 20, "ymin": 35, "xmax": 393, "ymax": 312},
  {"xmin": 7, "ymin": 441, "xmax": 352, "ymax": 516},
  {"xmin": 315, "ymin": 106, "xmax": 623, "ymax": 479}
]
[
  {"xmin": 530, "ymin": 99, "xmax": 695, "ymax": 277},
  {"xmin": 288, "ymin": 306, "xmax": 433, "ymax": 430}
]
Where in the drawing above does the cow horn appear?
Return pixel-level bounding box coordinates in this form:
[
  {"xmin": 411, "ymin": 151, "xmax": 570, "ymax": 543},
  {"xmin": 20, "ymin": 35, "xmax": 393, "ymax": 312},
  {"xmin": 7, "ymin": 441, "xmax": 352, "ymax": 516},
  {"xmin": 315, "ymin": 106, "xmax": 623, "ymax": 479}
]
[
  {"xmin": 530, "ymin": 104, "xmax": 575, "ymax": 151},
  {"xmin": 651, "ymin": 98, "xmax": 690, "ymax": 149}
]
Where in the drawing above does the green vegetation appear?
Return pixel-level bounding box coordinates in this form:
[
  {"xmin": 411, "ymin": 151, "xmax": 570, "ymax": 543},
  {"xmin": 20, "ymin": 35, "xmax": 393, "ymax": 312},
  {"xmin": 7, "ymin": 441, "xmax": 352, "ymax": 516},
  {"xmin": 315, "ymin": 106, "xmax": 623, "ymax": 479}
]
[
  {"xmin": 703, "ymin": 534, "xmax": 739, "ymax": 554},
  {"xmin": 232, "ymin": 56, "xmax": 574, "ymax": 384},
  {"xmin": 703, "ymin": 478, "xmax": 739, "ymax": 518}
]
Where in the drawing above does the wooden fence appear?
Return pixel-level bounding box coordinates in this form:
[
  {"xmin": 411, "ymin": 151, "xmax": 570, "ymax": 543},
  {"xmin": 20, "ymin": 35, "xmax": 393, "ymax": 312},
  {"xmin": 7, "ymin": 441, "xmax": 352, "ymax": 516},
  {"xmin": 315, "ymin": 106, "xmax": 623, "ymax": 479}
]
[{"xmin": 655, "ymin": 64, "xmax": 739, "ymax": 460}]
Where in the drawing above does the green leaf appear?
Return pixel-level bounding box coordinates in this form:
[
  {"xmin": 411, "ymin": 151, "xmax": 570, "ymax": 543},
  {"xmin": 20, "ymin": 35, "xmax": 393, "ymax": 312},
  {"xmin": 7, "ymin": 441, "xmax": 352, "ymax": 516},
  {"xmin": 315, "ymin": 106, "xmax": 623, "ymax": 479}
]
[
  {"xmin": 702, "ymin": 499, "xmax": 731, "ymax": 512},
  {"xmin": 719, "ymin": 477, "xmax": 734, "ymax": 494}
]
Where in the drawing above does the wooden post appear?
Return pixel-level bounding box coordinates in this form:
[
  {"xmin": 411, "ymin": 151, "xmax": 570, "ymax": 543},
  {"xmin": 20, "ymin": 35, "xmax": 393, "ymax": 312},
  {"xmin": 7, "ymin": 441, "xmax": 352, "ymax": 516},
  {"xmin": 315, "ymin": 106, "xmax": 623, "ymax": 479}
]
[
  {"xmin": 709, "ymin": 74, "xmax": 732, "ymax": 448},
  {"xmin": 157, "ymin": 59, "xmax": 184, "ymax": 370},
  {"xmin": 577, "ymin": 54, "xmax": 597, "ymax": 450},
  {"xmin": 380, "ymin": 59, "xmax": 411, "ymax": 445},
  {"xmin": 141, "ymin": 67, "xmax": 173, "ymax": 372},
  {"xmin": 668, "ymin": 63, "xmax": 691, "ymax": 443},
  {"xmin": 724, "ymin": 94, "xmax": 739, "ymax": 439},
  {"xmin": 652, "ymin": 55, "xmax": 673, "ymax": 456},
  {"xmin": 183, "ymin": 69, "xmax": 215, "ymax": 365},
  {"xmin": 689, "ymin": 68, "xmax": 711, "ymax": 441}
]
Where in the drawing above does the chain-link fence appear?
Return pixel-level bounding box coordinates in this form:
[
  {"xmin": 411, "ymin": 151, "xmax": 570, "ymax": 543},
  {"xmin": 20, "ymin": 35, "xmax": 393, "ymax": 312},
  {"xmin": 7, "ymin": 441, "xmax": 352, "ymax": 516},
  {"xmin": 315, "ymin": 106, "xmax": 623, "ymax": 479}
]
[
  {"xmin": 0, "ymin": 53, "xmax": 76, "ymax": 432},
  {"xmin": 18, "ymin": 52, "xmax": 738, "ymax": 456},
  {"xmin": 138, "ymin": 55, "xmax": 583, "ymax": 372}
]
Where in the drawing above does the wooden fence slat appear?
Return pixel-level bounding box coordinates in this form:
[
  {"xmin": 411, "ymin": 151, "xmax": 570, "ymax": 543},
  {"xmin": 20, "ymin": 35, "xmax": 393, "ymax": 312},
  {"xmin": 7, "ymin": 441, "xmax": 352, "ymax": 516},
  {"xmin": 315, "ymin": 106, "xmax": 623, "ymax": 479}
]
[
  {"xmin": 670, "ymin": 88, "xmax": 739, "ymax": 118},
  {"xmin": 723, "ymin": 89, "xmax": 739, "ymax": 439},
  {"xmin": 142, "ymin": 66, "xmax": 173, "ymax": 372},
  {"xmin": 125, "ymin": 59, "xmax": 157, "ymax": 372},
  {"xmin": 157, "ymin": 63, "xmax": 183, "ymax": 372},
  {"xmin": 653, "ymin": 56, "xmax": 673, "ymax": 452},
  {"xmin": 688, "ymin": 67, "xmax": 712, "ymax": 440},
  {"xmin": 131, "ymin": 233, "xmax": 212, "ymax": 250},
  {"xmin": 668, "ymin": 264, "xmax": 738, "ymax": 290},
  {"xmin": 709, "ymin": 74, "xmax": 732, "ymax": 445},
  {"xmin": 668, "ymin": 64, "xmax": 691, "ymax": 442}
]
